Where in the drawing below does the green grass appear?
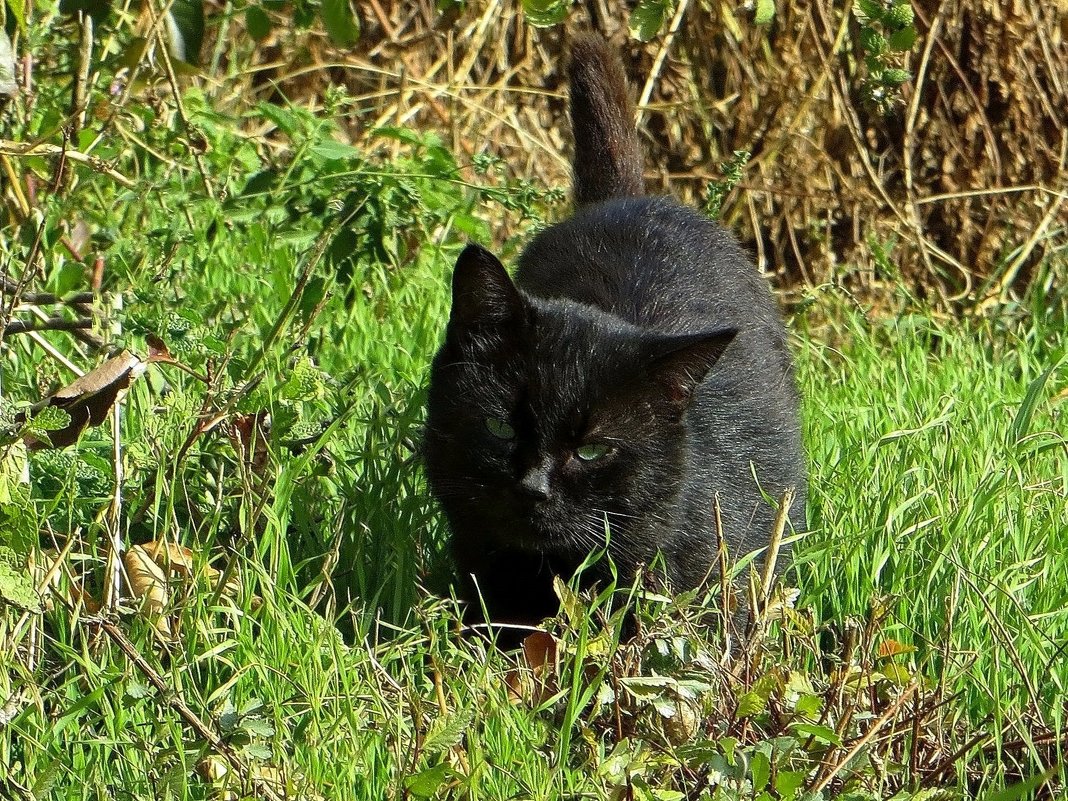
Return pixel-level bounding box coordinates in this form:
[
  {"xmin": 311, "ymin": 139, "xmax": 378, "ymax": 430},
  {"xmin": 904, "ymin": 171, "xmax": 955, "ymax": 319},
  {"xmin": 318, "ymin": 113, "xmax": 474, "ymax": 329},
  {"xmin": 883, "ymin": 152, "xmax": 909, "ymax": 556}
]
[
  {"xmin": 796, "ymin": 300, "xmax": 1068, "ymax": 782},
  {"xmin": 2, "ymin": 21, "xmax": 1068, "ymax": 800}
]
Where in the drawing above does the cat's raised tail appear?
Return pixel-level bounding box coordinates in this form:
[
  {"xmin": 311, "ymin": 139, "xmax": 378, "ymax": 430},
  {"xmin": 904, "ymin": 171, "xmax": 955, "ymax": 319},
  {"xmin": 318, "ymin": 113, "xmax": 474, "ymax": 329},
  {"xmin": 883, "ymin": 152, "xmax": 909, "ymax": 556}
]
[{"xmin": 568, "ymin": 33, "xmax": 644, "ymax": 206}]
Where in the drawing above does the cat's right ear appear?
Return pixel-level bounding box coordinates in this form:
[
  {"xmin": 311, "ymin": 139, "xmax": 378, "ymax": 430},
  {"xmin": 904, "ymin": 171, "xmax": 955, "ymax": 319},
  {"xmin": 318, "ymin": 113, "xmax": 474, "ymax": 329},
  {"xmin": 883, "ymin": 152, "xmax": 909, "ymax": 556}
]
[
  {"xmin": 448, "ymin": 244, "xmax": 524, "ymax": 333},
  {"xmin": 646, "ymin": 328, "xmax": 738, "ymax": 408}
]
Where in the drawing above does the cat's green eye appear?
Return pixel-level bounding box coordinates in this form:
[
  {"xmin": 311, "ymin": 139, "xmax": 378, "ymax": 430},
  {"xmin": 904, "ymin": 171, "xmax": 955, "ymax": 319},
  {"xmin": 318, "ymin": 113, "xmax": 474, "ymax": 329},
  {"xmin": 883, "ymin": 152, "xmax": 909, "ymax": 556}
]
[
  {"xmin": 484, "ymin": 417, "xmax": 515, "ymax": 440},
  {"xmin": 576, "ymin": 443, "xmax": 612, "ymax": 462}
]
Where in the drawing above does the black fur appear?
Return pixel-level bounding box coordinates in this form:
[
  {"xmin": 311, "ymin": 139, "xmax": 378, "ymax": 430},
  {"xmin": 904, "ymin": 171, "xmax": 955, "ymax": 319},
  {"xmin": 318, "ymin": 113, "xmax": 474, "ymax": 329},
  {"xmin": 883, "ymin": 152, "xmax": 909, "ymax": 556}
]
[{"xmin": 424, "ymin": 35, "xmax": 806, "ymax": 626}]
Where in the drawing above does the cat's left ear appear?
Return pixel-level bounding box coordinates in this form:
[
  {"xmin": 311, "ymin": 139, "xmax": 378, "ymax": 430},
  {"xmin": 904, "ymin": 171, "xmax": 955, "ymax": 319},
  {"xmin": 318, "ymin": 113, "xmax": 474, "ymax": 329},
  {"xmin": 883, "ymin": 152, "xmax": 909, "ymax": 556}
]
[
  {"xmin": 448, "ymin": 244, "xmax": 524, "ymax": 333},
  {"xmin": 646, "ymin": 329, "xmax": 738, "ymax": 407}
]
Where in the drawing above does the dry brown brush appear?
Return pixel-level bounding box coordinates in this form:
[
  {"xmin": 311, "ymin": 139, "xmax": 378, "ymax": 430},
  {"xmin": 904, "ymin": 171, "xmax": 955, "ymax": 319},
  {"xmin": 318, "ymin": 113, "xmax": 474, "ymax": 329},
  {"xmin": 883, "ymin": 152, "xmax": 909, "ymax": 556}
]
[{"xmin": 240, "ymin": 0, "xmax": 1067, "ymax": 306}]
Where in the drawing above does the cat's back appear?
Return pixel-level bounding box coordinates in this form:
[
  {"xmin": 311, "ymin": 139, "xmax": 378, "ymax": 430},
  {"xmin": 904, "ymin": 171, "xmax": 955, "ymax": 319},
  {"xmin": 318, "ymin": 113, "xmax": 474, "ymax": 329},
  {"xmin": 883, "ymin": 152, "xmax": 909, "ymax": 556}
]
[{"xmin": 515, "ymin": 195, "xmax": 783, "ymax": 338}]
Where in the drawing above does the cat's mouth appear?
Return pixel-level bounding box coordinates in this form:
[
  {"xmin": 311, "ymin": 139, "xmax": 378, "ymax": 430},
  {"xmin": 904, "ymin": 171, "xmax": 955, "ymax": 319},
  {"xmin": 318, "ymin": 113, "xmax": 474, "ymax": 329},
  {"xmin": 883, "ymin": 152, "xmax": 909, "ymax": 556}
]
[{"xmin": 489, "ymin": 501, "xmax": 602, "ymax": 556}]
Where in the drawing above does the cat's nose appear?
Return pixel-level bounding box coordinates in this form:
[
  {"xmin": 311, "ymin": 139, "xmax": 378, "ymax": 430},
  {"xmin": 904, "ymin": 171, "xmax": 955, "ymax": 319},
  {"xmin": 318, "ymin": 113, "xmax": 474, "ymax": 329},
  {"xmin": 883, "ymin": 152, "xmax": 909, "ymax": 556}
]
[{"xmin": 518, "ymin": 466, "xmax": 551, "ymax": 501}]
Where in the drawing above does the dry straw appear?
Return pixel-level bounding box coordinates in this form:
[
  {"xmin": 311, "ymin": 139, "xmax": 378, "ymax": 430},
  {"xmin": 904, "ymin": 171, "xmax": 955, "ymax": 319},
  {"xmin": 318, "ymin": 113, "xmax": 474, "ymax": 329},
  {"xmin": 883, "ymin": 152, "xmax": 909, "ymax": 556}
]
[{"xmin": 242, "ymin": 0, "xmax": 1067, "ymax": 306}]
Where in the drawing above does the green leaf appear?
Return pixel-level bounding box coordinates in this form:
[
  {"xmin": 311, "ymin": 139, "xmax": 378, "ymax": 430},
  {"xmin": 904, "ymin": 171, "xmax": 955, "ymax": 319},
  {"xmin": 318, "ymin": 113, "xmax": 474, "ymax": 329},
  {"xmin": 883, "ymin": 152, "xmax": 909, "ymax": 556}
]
[
  {"xmin": 522, "ymin": 0, "xmax": 570, "ymax": 27},
  {"xmin": 794, "ymin": 692, "xmax": 822, "ymax": 717},
  {"xmin": 629, "ymin": 0, "xmax": 671, "ymax": 42},
  {"xmin": 736, "ymin": 690, "xmax": 767, "ymax": 717},
  {"xmin": 887, "ymin": 26, "xmax": 917, "ymax": 52},
  {"xmin": 245, "ymin": 6, "xmax": 272, "ymax": 40},
  {"xmin": 749, "ymin": 749, "xmax": 771, "ymax": 791},
  {"xmin": 886, "ymin": 2, "xmax": 915, "ymax": 27},
  {"xmin": 241, "ymin": 717, "xmax": 275, "ymax": 737},
  {"xmin": 166, "ymin": 0, "xmax": 205, "ymax": 64},
  {"xmin": 719, "ymin": 736, "xmax": 738, "ymax": 765},
  {"xmin": 978, "ymin": 766, "xmax": 1061, "ymax": 801},
  {"xmin": 243, "ymin": 743, "xmax": 272, "ymax": 760},
  {"xmin": 791, "ymin": 722, "xmax": 843, "ymax": 746},
  {"xmin": 1009, "ymin": 364, "xmax": 1058, "ymax": 445},
  {"xmin": 28, "ymin": 407, "xmax": 73, "ymax": 435},
  {"xmin": 219, "ymin": 701, "xmax": 240, "ymax": 732},
  {"xmin": 621, "ymin": 676, "xmax": 677, "ymax": 699},
  {"xmin": 860, "ymin": 27, "xmax": 889, "ymax": 55},
  {"xmin": 553, "ymin": 574, "xmax": 584, "ymax": 624},
  {"xmin": 775, "ymin": 770, "xmax": 806, "ymax": 800},
  {"xmin": 0, "ymin": 545, "xmax": 42, "ymax": 612},
  {"xmin": 423, "ymin": 708, "xmax": 474, "ymax": 755},
  {"xmin": 125, "ymin": 680, "xmax": 154, "ymax": 700},
  {"xmin": 0, "ymin": 442, "xmax": 29, "ymax": 508},
  {"xmin": 854, "ymin": 0, "xmax": 885, "ymax": 22},
  {"xmin": 30, "ymin": 757, "xmax": 63, "ymax": 797},
  {"xmin": 7, "ymin": 0, "xmax": 27, "ymax": 30},
  {"xmin": 405, "ymin": 762, "xmax": 452, "ymax": 797},
  {"xmin": 309, "ymin": 139, "xmax": 363, "ymax": 162},
  {"xmin": 754, "ymin": 0, "xmax": 775, "ymax": 25},
  {"xmin": 880, "ymin": 662, "xmax": 914, "ymax": 685},
  {"xmin": 321, "ymin": 0, "xmax": 361, "ymax": 47}
]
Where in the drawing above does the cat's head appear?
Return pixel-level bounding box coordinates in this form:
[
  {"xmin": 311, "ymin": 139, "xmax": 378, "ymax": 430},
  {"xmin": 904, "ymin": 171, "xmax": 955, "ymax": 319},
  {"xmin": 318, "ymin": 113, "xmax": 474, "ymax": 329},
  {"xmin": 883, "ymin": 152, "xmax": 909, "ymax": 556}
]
[{"xmin": 425, "ymin": 245, "xmax": 736, "ymax": 568}]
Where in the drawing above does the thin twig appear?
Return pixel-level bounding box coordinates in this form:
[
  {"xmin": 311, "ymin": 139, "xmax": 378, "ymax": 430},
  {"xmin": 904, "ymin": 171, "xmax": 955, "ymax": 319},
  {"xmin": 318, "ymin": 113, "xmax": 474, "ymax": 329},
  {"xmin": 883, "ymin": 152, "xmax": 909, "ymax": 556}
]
[
  {"xmin": 149, "ymin": 0, "xmax": 215, "ymax": 200},
  {"xmin": 16, "ymin": 291, "xmax": 96, "ymax": 306},
  {"xmin": 635, "ymin": 0, "xmax": 691, "ymax": 125},
  {"xmin": 902, "ymin": 12, "xmax": 943, "ymax": 293},
  {"xmin": 3, "ymin": 318, "xmax": 93, "ymax": 335},
  {"xmin": 25, "ymin": 331, "xmax": 86, "ymax": 376},
  {"xmin": 760, "ymin": 488, "xmax": 794, "ymax": 608},
  {"xmin": 94, "ymin": 617, "xmax": 286, "ymax": 801},
  {"xmin": 986, "ymin": 139, "xmax": 1068, "ymax": 305},
  {"xmin": 0, "ymin": 140, "xmax": 136, "ymax": 188},
  {"xmin": 811, "ymin": 682, "xmax": 919, "ymax": 794},
  {"xmin": 713, "ymin": 493, "xmax": 731, "ymax": 641},
  {"xmin": 102, "ymin": 401, "xmax": 125, "ymax": 611},
  {"xmin": 68, "ymin": 12, "xmax": 94, "ymax": 182}
]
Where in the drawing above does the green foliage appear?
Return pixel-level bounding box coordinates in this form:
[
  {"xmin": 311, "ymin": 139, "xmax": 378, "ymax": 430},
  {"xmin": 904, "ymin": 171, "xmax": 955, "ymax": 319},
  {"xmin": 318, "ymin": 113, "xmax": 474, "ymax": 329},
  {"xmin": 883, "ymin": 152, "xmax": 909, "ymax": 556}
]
[
  {"xmin": 753, "ymin": 0, "xmax": 775, "ymax": 25},
  {"xmin": 522, "ymin": 0, "xmax": 571, "ymax": 27},
  {"xmin": 629, "ymin": 0, "xmax": 675, "ymax": 41},
  {"xmin": 320, "ymin": 0, "xmax": 360, "ymax": 46},
  {"xmin": 0, "ymin": 544, "xmax": 40, "ymax": 611},
  {"xmin": 703, "ymin": 150, "xmax": 750, "ymax": 219},
  {"xmin": 854, "ymin": 0, "xmax": 919, "ymax": 111},
  {"xmin": 24, "ymin": 405, "xmax": 72, "ymax": 436}
]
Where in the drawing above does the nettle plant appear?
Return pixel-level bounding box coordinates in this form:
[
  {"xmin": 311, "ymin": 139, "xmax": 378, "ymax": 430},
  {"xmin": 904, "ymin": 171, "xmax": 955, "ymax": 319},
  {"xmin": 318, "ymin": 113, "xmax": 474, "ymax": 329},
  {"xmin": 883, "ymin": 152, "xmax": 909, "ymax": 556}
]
[
  {"xmin": 854, "ymin": 0, "xmax": 918, "ymax": 111},
  {"xmin": 0, "ymin": 0, "xmax": 568, "ymax": 622}
]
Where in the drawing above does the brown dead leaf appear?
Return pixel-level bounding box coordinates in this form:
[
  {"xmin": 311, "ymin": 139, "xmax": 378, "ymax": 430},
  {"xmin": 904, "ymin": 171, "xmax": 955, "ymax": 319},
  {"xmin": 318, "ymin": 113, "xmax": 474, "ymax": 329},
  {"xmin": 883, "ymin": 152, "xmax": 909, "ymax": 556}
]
[
  {"xmin": 503, "ymin": 667, "xmax": 525, "ymax": 705},
  {"xmin": 522, "ymin": 630, "xmax": 558, "ymax": 676},
  {"xmin": 69, "ymin": 583, "xmax": 102, "ymax": 615},
  {"xmin": 141, "ymin": 540, "xmax": 240, "ymax": 599},
  {"xmin": 145, "ymin": 333, "xmax": 175, "ymax": 363},
  {"xmin": 143, "ymin": 540, "xmax": 198, "ymax": 577},
  {"xmin": 226, "ymin": 412, "xmax": 272, "ymax": 473},
  {"xmin": 507, "ymin": 631, "xmax": 559, "ymax": 707},
  {"xmin": 124, "ymin": 544, "xmax": 170, "ymax": 637},
  {"xmin": 23, "ymin": 350, "xmax": 146, "ymax": 449},
  {"xmin": 877, "ymin": 638, "xmax": 917, "ymax": 659}
]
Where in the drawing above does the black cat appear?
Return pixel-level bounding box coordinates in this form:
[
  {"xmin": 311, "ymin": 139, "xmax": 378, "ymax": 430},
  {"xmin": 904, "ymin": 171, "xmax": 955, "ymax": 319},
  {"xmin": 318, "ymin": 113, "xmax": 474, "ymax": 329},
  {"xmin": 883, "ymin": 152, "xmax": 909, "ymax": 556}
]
[{"xmin": 424, "ymin": 34, "xmax": 806, "ymax": 627}]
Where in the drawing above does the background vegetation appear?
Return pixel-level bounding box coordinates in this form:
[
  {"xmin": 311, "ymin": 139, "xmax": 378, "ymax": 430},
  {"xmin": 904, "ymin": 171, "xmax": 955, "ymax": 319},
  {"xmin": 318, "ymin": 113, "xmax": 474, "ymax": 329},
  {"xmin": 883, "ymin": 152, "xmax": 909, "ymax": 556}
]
[{"xmin": 0, "ymin": 0, "xmax": 1065, "ymax": 799}]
